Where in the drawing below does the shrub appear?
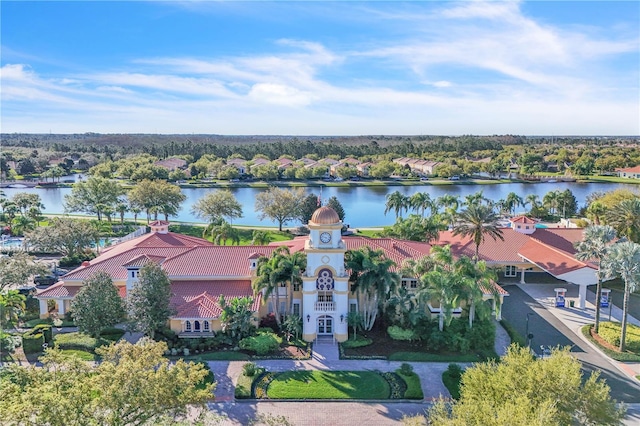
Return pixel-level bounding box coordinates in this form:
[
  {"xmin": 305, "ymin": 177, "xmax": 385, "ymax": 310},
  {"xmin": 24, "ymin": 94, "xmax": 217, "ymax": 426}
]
[
  {"xmin": 341, "ymin": 336, "xmax": 373, "ymax": 348},
  {"xmin": 442, "ymin": 363, "xmax": 463, "ymax": 400},
  {"xmin": 1, "ymin": 331, "xmax": 21, "ymax": 355},
  {"xmin": 22, "ymin": 332, "xmax": 44, "ymax": 354},
  {"xmin": 387, "ymin": 325, "xmax": 417, "ymax": 341},
  {"xmin": 399, "ymin": 363, "xmax": 413, "ymax": 376},
  {"xmin": 54, "ymin": 332, "xmax": 104, "ymax": 353},
  {"xmin": 239, "ymin": 331, "xmax": 282, "ymax": 355},
  {"xmin": 243, "ymin": 362, "xmax": 257, "ymax": 377},
  {"xmin": 33, "ymin": 324, "xmax": 53, "ymax": 344},
  {"xmin": 259, "ymin": 314, "xmax": 279, "ymax": 333},
  {"xmin": 598, "ymin": 322, "xmax": 640, "ymax": 353}
]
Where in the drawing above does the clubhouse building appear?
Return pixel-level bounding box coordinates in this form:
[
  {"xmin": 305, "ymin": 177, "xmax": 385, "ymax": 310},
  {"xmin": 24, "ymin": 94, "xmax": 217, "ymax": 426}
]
[{"xmin": 36, "ymin": 207, "xmax": 596, "ymax": 342}]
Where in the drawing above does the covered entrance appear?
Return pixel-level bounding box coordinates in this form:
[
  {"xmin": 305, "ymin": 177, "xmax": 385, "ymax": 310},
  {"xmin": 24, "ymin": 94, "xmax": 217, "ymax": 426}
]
[{"xmin": 317, "ymin": 315, "xmax": 333, "ymax": 335}]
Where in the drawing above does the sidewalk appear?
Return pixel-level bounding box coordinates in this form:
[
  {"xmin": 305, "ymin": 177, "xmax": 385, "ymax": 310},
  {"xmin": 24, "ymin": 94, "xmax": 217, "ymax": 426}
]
[
  {"xmin": 208, "ymin": 340, "xmax": 453, "ymax": 403},
  {"xmin": 518, "ymin": 283, "xmax": 640, "ymax": 378}
]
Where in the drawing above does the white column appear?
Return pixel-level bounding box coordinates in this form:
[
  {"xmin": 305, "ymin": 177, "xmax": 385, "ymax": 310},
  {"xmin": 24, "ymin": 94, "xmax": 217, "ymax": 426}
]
[
  {"xmin": 520, "ymin": 268, "xmax": 526, "ymax": 284},
  {"xmin": 57, "ymin": 299, "xmax": 66, "ymax": 315},
  {"xmin": 578, "ymin": 284, "xmax": 587, "ymax": 310},
  {"xmin": 39, "ymin": 299, "xmax": 48, "ymax": 317}
]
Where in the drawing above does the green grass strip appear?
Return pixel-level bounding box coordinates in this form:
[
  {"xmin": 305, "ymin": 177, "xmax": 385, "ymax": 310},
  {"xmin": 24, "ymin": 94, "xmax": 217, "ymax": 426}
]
[
  {"xmin": 388, "ymin": 352, "xmax": 482, "ymax": 362},
  {"xmin": 266, "ymin": 370, "xmax": 390, "ymax": 399},
  {"xmin": 397, "ymin": 371, "xmax": 424, "ymax": 399}
]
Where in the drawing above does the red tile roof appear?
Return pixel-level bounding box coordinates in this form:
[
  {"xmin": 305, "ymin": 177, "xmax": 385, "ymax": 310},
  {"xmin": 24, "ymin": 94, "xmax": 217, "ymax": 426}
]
[
  {"xmin": 37, "ymin": 282, "xmax": 81, "ymax": 298},
  {"xmin": 518, "ymin": 239, "xmax": 593, "ymax": 276},
  {"xmin": 122, "ymin": 254, "xmax": 166, "ymax": 268},
  {"xmin": 511, "ymin": 216, "xmax": 537, "ymax": 224},
  {"xmin": 171, "ymin": 280, "xmax": 261, "ymax": 319},
  {"xmin": 617, "ymin": 165, "xmax": 640, "ymax": 173}
]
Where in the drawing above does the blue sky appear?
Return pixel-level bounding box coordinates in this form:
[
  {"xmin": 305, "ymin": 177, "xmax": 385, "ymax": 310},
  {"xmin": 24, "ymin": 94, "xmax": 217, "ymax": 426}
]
[{"xmin": 1, "ymin": 1, "xmax": 638, "ymax": 135}]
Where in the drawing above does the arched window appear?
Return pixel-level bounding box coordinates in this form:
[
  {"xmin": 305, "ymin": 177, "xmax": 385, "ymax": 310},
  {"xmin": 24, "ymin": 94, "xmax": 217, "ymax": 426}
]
[
  {"xmin": 194, "ymin": 321, "xmax": 201, "ymax": 331},
  {"xmin": 204, "ymin": 321, "xmax": 210, "ymax": 332},
  {"xmin": 185, "ymin": 321, "xmax": 192, "ymax": 332}
]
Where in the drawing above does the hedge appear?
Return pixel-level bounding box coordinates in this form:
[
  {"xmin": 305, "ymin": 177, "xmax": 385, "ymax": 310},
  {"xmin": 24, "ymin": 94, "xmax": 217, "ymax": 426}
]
[
  {"xmin": 22, "ymin": 332, "xmax": 44, "ymax": 354},
  {"xmin": 33, "ymin": 324, "xmax": 53, "ymax": 344},
  {"xmin": 239, "ymin": 331, "xmax": 282, "ymax": 355},
  {"xmin": 54, "ymin": 332, "xmax": 106, "ymax": 353}
]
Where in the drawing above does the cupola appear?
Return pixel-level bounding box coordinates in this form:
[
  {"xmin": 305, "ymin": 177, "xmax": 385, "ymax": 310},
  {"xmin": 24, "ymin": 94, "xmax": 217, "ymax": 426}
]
[{"xmin": 149, "ymin": 220, "xmax": 170, "ymax": 234}]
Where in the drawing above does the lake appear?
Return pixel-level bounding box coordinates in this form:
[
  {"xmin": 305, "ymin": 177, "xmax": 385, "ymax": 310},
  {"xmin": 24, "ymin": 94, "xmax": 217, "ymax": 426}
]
[{"xmin": 1, "ymin": 181, "xmax": 638, "ymax": 228}]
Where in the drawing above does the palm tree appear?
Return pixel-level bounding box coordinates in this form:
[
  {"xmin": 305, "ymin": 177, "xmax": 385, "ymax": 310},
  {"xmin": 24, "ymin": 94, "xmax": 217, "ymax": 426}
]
[
  {"xmin": 384, "ymin": 191, "xmax": 409, "ymax": 219},
  {"xmin": 605, "ymin": 198, "xmax": 640, "ymax": 243},
  {"xmin": 275, "ymin": 247, "xmax": 306, "ymax": 316},
  {"xmin": 0, "ymin": 290, "xmax": 26, "ymax": 327},
  {"xmin": 409, "ymin": 192, "xmax": 435, "ymax": 217},
  {"xmin": 574, "ymin": 225, "xmax": 616, "ymax": 334},
  {"xmin": 208, "ymin": 221, "xmax": 240, "ymax": 245},
  {"xmin": 345, "ymin": 246, "xmax": 400, "ymax": 330},
  {"xmin": 543, "ymin": 190, "xmax": 560, "ymax": 216},
  {"xmin": 253, "ymin": 253, "xmax": 284, "ymax": 326},
  {"xmin": 436, "ymin": 194, "xmax": 460, "ymax": 229},
  {"xmin": 504, "ymin": 192, "xmax": 524, "ymax": 216},
  {"xmin": 453, "ymin": 204, "xmax": 504, "ymax": 262},
  {"xmin": 418, "ymin": 269, "xmax": 463, "ymax": 331},
  {"xmin": 463, "ymin": 191, "xmax": 488, "ymax": 207},
  {"xmin": 251, "ymin": 230, "xmax": 271, "ymax": 245},
  {"xmin": 601, "ymin": 241, "xmax": 640, "ymax": 352}
]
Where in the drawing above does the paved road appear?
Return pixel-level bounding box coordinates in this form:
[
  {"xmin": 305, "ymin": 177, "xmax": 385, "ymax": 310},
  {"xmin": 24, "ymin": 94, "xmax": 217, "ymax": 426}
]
[{"xmin": 501, "ymin": 284, "xmax": 640, "ymax": 403}]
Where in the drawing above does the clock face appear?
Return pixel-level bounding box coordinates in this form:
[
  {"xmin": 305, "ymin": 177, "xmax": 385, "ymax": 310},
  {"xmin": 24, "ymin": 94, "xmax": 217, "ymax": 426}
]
[{"xmin": 320, "ymin": 232, "xmax": 331, "ymax": 243}]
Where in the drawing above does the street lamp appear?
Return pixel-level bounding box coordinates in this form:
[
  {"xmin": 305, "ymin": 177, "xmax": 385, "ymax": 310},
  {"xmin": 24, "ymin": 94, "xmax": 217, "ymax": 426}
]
[{"xmin": 525, "ymin": 312, "xmax": 534, "ymax": 349}]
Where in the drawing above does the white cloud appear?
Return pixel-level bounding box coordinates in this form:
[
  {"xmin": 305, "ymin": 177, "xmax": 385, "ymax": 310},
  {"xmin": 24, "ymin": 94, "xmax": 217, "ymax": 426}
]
[{"xmin": 248, "ymin": 83, "xmax": 313, "ymax": 107}]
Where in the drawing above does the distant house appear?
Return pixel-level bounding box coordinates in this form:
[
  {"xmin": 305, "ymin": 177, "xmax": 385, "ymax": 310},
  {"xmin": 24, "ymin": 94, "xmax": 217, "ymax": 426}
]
[
  {"xmin": 393, "ymin": 157, "xmax": 439, "ymax": 175},
  {"xmin": 154, "ymin": 157, "xmax": 187, "ymax": 171},
  {"xmin": 356, "ymin": 162, "xmax": 372, "ymax": 177},
  {"xmin": 227, "ymin": 158, "xmax": 248, "ymax": 175},
  {"xmin": 616, "ymin": 165, "xmax": 640, "ymax": 179},
  {"xmin": 249, "ymin": 158, "xmax": 270, "ymax": 171},
  {"xmin": 274, "ymin": 158, "xmax": 295, "ymax": 169},
  {"xmin": 299, "ymin": 157, "xmax": 318, "ymax": 168}
]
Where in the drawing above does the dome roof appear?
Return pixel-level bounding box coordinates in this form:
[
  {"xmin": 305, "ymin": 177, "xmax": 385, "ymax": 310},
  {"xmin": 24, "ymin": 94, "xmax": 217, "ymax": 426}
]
[{"xmin": 310, "ymin": 206, "xmax": 340, "ymax": 225}]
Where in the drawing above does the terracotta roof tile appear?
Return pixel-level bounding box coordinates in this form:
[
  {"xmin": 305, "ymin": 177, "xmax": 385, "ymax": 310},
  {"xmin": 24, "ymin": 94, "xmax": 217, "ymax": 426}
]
[
  {"xmin": 37, "ymin": 282, "xmax": 81, "ymax": 298},
  {"xmin": 510, "ymin": 216, "xmax": 537, "ymax": 224},
  {"xmin": 171, "ymin": 280, "xmax": 261, "ymax": 319},
  {"xmin": 518, "ymin": 239, "xmax": 593, "ymax": 276}
]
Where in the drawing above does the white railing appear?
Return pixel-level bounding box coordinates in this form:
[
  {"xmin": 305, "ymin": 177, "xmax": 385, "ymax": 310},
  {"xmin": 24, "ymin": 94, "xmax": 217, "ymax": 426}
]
[
  {"xmin": 315, "ymin": 301, "xmax": 335, "ymax": 312},
  {"xmin": 118, "ymin": 226, "xmax": 148, "ymax": 243}
]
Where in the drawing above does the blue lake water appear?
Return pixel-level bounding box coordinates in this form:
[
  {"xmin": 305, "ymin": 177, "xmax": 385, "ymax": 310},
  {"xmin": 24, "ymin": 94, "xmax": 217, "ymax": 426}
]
[{"xmin": 1, "ymin": 181, "xmax": 638, "ymax": 228}]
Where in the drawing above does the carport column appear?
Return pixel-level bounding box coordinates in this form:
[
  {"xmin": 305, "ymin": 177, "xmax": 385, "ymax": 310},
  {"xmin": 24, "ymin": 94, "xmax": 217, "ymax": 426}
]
[
  {"xmin": 578, "ymin": 284, "xmax": 587, "ymax": 310},
  {"xmin": 520, "ymin": 268, "xmax": 526, "ymax": 284},
  {"xmin": 39, "ymin": 299, "xmax": 48, "ymax": 318},
  {"xmin": 57, "ymin": 299, "xmax": 66, "ymax": 316}
]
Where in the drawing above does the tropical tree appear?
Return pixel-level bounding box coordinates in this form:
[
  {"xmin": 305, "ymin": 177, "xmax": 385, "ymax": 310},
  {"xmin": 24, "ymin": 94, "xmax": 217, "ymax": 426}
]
[
  {"xmin": 602, "ymin": 241, "xmax": 640, "ymax": 352},
  {"xmin": 191, "ymin": 190, "xmax": 243, "ymax": 226},
  {"xmin": 325, "ymin": 196, "xmax": 346, "ymax": 222},
  {"xmin": 26, "ymin": 217, "xmax": 99, "ymax": 260},
  {"xmin": 428, "ymin": 345, "xmax": 625, "ymax": 425},
  {"xmin": 346, "ymin": 311, "xmax": 362, "ymax": 340},
  {"xmin": 219, "ymin": 295, "xmax": 255, "ymax": 341},
  {"xmin": 419, "ymin": 269, "xmax": 463, "ymax": 331},
  {"xmin": 207, "ymin": 221, "xmax": 240, "ymax": 245},
  {"xmin": 72, "ymin": 271, "xmax": 126, "ymax": 337},
  {"xmin": 463, "ymin": 190, "xmax": 489, "ymax": 207},
  {"xmin": 64, "ymin": 176, "xmax": 124, "ymax": 221},
  {"xmin": 276, "ymin": 247, "xmax": 306, "ymax": 314},
  {"xmin": 128, "ymin": 179, "xmax": 186, "ymax": 222},
  {"xmin": 127, "ymin": 262, "xmax": 175, "ymax": 339},
  {"xmin": 0, "ymin": 290, "xmax": 26, "ymax": 327},
  {"xmin": 384, "ymin": 191, "xmax": 409, "ymax": 219},
  {"xmin": 543, "ymin": 190, "xmax": 560, "ymax": 216},
  {"xmin": 255, "ymin": 187, "xmax": 305, "ymax": 231},
  {"xmin": 504, "ymin": 192, "xmax": 524, "ymax": 216},
  {"xmin": 282, "ymin": 314, "xmax": 302, "ymax": 342},
  {"xmin": 345, "ymin": 246, "xmax": 400, "ymax": 330},
  {"xmin": 298, "ymin": 193, "xmax": 321, "ymax": 224},
  {"xmin": 605, "ymin": 198, "xmax": 640, "ymax": 243},
  {"xmin": 574, "ymin": 225, "xmax": 616, "ymax": 334},
  {"xmin": 253, "ymin": 251, "xmax": 285, "ymax": 325},
  {"xmin": 381, "ymin": 214, "xmax": 443, "ymax": 243},
  {"xmin": 453, "ymin": 203, "xmax": 504, "ymax": 262},
  {"xmin": 11, "ymin": 193, "xmax": 44, "ymax": 217},
  {"xmin": 0, "ymin": 252, "xmax": 48, "ymax": 292},
  {"xmin": 251, "ymin": 230, "xmax": 271, "ymax": 245},
  {"xmin": 409, "ymin": 192, "xmax": 435, "ymax": 217}
]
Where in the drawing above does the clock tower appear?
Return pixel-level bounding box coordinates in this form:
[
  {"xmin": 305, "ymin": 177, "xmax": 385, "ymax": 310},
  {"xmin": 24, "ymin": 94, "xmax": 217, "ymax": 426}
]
[{"xmin": 302, "ymin": 206, "xmax": 349, "ymax": 342}]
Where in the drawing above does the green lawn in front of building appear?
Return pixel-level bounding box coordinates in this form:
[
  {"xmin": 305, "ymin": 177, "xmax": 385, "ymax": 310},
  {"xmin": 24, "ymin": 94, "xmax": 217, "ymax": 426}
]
[{"xmin": 265, "ymin": 370, "xmax": 390, "ymax": 399}]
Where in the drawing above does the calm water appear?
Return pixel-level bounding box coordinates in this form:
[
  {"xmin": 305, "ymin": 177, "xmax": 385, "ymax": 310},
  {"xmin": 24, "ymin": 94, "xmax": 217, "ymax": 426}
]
[{"xmin": 2, "ymin": 181, "xmax": 638, "ymax": 228}]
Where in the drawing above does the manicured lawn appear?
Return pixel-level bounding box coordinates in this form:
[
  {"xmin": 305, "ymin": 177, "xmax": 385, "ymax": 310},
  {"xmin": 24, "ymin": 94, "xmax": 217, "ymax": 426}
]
[
  {"xmin": 397, "ymin": 371, "xmax": 423, "ymax": 399},
  {"xmin": 59, "ymin": 349, "xmax": 99, "ymax": 361},
  {"xmin": 266, "ymin": 371, "xmax": 390, "ymax": 399}
]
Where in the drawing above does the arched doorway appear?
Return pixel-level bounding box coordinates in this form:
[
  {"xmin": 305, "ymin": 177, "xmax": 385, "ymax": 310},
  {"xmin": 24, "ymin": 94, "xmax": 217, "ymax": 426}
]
[{"xmin": 317, "ymin": 315, "xmax": 333, "ymax": 336}]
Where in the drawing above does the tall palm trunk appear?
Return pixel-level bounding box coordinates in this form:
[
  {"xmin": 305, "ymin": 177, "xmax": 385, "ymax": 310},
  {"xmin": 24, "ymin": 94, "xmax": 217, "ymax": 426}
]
[
  {"xmin": 620, "ymin": 286, "xmax": 630, "ymax": 352},
  {"xmin": 594, "ymin": 275, "xmax": 603, "ymax": 334}
]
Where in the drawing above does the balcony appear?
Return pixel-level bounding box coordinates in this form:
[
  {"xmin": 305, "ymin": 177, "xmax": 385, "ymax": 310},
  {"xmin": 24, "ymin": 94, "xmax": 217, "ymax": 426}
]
[{"xmin": 315, "ymin": 301, "xmax": 335, "ymax": 312}]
